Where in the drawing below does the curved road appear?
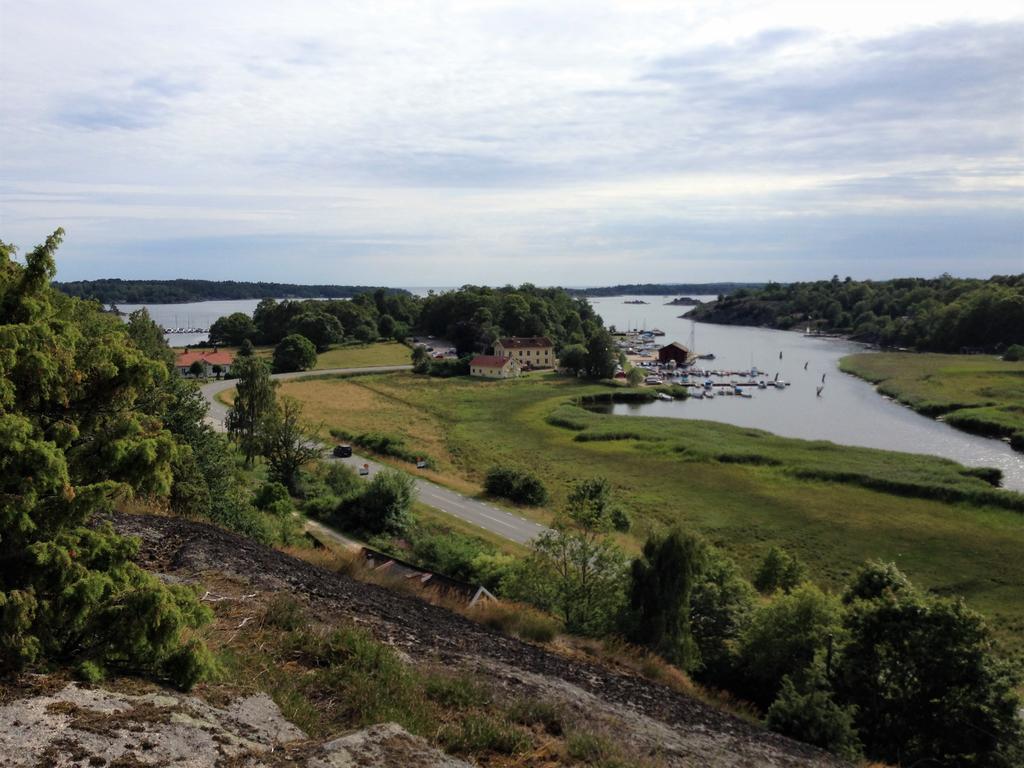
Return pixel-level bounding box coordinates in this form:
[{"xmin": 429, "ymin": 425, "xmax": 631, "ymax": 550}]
[{"xmin": 200, "ymin": 367, "xmax": 546, "ymax": 545}]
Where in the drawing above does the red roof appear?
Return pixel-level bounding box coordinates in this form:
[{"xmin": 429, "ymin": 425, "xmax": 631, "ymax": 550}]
[
  {"xmin": 497, "ymin": 336, "xmax": 554, "ymax": 349},
  {"xmin": 176, "ymin": 350, "xmax": 235, "ymax": 367},
  {"xmin": 470, "ymin": 355, "xmax": 513, "ymax": 368}
]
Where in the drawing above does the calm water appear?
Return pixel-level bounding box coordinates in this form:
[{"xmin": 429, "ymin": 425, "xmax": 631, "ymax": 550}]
[{"xmin": 589, "ymin": 296, "xmax": 1024, "ymax": 492}]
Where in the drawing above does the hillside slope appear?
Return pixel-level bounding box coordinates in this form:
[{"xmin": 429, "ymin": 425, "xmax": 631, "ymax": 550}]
[{"xmin": 104, "ymin": 513, "xmax": 844, "ymax": 767}]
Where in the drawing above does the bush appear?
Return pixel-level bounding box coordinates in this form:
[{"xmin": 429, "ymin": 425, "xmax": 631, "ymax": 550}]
[
  {"xmin": 341, "ymin": 469, "xmax": 416, "ymax": 536},
  {"xmin": 273, "ymin": 333, "xmax": 317, "ymax": 373},
  {"xmin": 506, "ymin": 698, "xmax": 563, "ymax": 735},
  {"xmin": 566, "ymin": 731, "xmax": 626, "ymax": 766},
  {"xmin": 1003, "ymin": 344, "xmax": 1024, "ymax": 361},
  {"xmin": 439, "ymin": 714, "xmax": 530, "ymax": 755},
  {"xmin": 409, "ymin": 529, "xmax": 490, "ymax": 582},
  {"xmin": 483, "ymin": 466, "xmax": 549, "ymax": 506},
  {"xmin": 254, "ymin": 481, "xmax": 291, "ymax": 510},
  {"xmin": 470, "ymin": 601, "xmax": 560, "ymax": 643},
  {"xmin": 427, "ymin": 357, "xmax": 471, "ymax": 377},
  {"xmin": 264, "ymin": 594, "xmax": 306, "ymax": 631},
  {"xmin": 766, "ymin": 674, "xmax": 862, "ymax": 760},
  {"xmin": 424, "ymin": 673, "xmax": 492, "ymax": 709}
]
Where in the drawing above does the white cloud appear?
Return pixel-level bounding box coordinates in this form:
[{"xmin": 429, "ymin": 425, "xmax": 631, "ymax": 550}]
[{"xmin": 0, "ymin": 0, "xmax": 1021, "ymax": 283}]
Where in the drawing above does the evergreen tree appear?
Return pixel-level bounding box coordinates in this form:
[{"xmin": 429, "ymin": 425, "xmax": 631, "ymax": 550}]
[{"xmin": 0, "ymin": 230, "xmax": 213, "ymax": 688}]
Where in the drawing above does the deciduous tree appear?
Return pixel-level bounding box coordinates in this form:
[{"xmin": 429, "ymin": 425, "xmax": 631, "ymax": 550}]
[
  {"xmin": 260, "ymin": 397, "xmax": 323, "ymax": 493},
  {"xmin": 227, "ymin": 355, "xmax": 276, "ymax": 465}
]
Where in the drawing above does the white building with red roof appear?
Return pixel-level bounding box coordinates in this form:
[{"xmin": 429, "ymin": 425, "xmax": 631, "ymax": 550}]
[
  {"xmin": 469, "ymin": 354, "xmax": 520, "ymax": 379},
  {"xmin": 175, "ymin": 349, "xmax": 235, "ymax": 378}
]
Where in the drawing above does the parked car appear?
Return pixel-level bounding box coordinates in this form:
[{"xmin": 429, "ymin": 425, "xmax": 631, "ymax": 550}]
[
  {"xmin": 358, "ymin": 464, "xmax": 370, "ymax": 476},
  {"xmin": 333, "ymin": 444, "xmax": 352, "ymax": 458}
]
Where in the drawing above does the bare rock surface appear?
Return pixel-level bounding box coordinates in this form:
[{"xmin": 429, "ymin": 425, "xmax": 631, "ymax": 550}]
[
  {"xmin": 0, "ymin": 681, "xmax": 305, "ymax": 767},
  {"xmin": 309, "ymin": 723, "xmax": 475, "ymax": 768}
]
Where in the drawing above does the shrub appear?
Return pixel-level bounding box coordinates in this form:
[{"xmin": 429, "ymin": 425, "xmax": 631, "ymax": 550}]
[
  {"xmin": 439, "ymin": 714, "xmax": 530, "ymax": 755},
  {"xmin": 410, "ymin": 529, "xmax": 490, "ymax": 582},
  {"xmin": 470, "ymin": 601, "xmax": 560, "ymax": 643},
  {"xmin": 264, "ymin": 594, "xmax": 306, "ymax": 631},
  {"xmin": 254, "ymin": 481, "xmax": 291, "ymax": 510},
  {"xmin": 424, "ymin": 673, "xmax": 492, "ymax": 709},
  {"xmin": 341, "ymin": 469, "xmax": 416, "ymax": 536},
  {"xmin": 1003, "ymin": 344, "xmax": 1024, "ymax": 361},
  {"xmin": 505, "ymin": 698, "xmax": 563, "ymax": 735},
  {"xmin": 484, "ymin": 466, "xmax": 549, "ymax": 506},
  {"xmin": 766, "ymin": 674, "xmax": 862, "ymax": 760},
  {"xmin": 427, "ymin": 357, "xmax": 471, "ymax": 377},
  {"xmin": 567, "ymin": 731, "xmax": 625, "ymax": 765}
]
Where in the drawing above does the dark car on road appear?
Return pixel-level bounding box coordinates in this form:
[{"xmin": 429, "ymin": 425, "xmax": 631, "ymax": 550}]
[{"xmin": 332, "ymin": 444, "xmax": 353, "ymax": 458}]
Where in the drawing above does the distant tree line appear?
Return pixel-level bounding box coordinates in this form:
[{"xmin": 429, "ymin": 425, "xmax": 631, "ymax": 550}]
[
  {"xmin": 53, "ymin": 278, "xmax": 408, "ymax": 304},
  {"xmin": 567, "ymin": 282, "xmax": 764, "ymax": 297},
  {"xmin": 212, "ymin": 284, "xmax": 620, "ymax": 379},
  {"xmin": 689, "ymin": 274, "xmax": 1024, "ymax": 352}
]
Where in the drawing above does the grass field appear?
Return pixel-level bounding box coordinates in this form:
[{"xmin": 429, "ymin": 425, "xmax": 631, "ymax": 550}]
[
  {"xmin": 840, "ymin": 352, "xmax": 1024, "ymax": 451},
  {"xmin": 278, "ymin": 370, "xmax": 1024, "ymax": 658},
  {"xmin": 315, "ymin": 341, "xmax": 412, "ymax": 369}
]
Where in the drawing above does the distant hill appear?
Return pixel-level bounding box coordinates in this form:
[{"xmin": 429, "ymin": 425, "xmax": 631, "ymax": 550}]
[
  {"xmin": 53, "ymin": 278, "xmax": 408, "ymax": 304},
  {"xmin": 567, "ymin": 282, "xmax": 765, "ymax": 297}
]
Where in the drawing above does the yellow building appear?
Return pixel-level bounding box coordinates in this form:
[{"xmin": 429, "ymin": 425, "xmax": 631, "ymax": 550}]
[
  {"xmin": 493, "ymin": 336, "xmax": 557, "ymax": 370},
  {"xmin": 469, "ymin": 355, "xmax": 521, "ymax": 379}
]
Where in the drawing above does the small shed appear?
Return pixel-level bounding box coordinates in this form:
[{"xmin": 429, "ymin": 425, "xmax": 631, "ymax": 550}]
[{"xmin": 658, "ymin": 342, "xmax": 693, "ymax": 366}]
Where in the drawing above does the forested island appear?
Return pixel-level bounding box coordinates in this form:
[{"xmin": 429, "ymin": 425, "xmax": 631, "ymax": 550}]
[
  {"xmin": 53, "ymin": 278, "xmax": 407, "ymax": 303},
  {"xmin": 568, "ymin": 282, "xmax": 763, "ymax": 297},
  {"xmin": 689, "ymin": 274, "xmax": 1024, "ymax": 352}
]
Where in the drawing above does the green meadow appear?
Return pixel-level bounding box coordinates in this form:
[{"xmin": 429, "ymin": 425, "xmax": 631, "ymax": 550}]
[
  {"xmin": 277, "ymin": 371, "xmax": 1024, "ymax": 658},
  {"xmin": 840, "ymin": 352, "xmax": 1024, "ymax": 450}
]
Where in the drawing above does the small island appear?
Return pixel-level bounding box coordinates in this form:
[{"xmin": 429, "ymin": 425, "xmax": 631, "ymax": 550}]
[
  {"xmin": 665, "ymin": 297, "xmax": 702, "ymax": 306},
  {"xmin": 623, "ymin": 299, "xmax": 649, "ymax": 304}
]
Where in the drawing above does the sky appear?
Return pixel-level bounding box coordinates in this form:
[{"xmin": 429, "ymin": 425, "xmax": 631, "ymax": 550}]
[{"xmin": 1, "ymin": 1, "xmax": 1022, "ymax": 286}]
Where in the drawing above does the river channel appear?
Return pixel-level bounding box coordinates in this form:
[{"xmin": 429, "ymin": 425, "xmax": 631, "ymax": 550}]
[{"xmin": 589, "ymin": 296, "xmax": 1024, "ymax": 492}]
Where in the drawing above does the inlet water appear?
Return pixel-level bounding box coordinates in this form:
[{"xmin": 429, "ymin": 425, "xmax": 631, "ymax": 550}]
[{"xmin": 589, "ymin": 295, "xmax": 1024, "ymax": 492}]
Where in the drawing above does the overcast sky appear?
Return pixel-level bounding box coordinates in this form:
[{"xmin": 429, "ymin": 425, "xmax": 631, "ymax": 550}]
[{"xmin": 1, "ymin": 1, "xmax": 1021, "ymax": 285}]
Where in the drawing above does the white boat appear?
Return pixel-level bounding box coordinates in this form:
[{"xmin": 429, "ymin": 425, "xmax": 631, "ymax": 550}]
[{"xmin": 655, "ymin": 392, "xmax": 673, "ymax": 401}]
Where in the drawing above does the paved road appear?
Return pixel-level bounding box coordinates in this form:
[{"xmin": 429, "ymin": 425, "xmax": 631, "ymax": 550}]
[{"xmin": 200, "ymin": 367, "xmax": 546, "ymax": 545}]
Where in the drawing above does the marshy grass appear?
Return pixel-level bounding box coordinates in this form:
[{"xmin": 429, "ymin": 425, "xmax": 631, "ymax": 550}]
[{"xmin": 276, "ymin": 370, "xmax": 1024, "ymax": 657}]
